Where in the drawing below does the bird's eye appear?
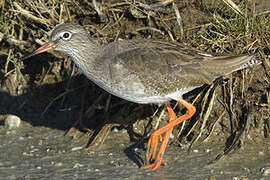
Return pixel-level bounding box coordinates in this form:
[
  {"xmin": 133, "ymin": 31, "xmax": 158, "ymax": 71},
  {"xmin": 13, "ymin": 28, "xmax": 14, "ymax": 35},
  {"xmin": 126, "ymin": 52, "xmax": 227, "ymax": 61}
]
[{"xmin": 61, "ymin": 32, "xmax": 71, "ymax": 40}]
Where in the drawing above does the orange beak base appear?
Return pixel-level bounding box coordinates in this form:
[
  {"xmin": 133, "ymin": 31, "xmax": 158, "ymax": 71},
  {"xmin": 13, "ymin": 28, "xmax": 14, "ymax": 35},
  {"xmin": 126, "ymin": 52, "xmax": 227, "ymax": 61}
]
[{"xmin": 19, "ymin": 43, "xmax": 55, "ymax": 62}]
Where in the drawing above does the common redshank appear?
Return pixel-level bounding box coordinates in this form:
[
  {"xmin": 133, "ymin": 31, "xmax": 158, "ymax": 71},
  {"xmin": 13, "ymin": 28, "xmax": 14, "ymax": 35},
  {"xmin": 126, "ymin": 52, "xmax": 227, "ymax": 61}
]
[{"xmin": 20, "ymin": 23, "xmax": 261, "ymax": 170}]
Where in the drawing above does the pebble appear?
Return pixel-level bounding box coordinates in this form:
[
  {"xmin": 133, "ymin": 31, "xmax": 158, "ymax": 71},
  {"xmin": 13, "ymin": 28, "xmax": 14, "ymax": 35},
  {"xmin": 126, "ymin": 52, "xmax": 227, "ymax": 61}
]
[
  {"xmin": 4, "ymin": 114, "xmax": 21, "ymax": 130},
  {"xmin": 261, "ymin": 167, "xmax": 270, "ymax": 176},
  {"xmin": 193, "ymin": 149, "xmax": 199, "ymax": 153},
  {"xmin": 71, "ymin": 146, "xmax": 83, "ymax": 151},
  {"xmin": 205, "ymin": 148, "xmax": 211, "ymax": 153},
  {"xmin": 55, "ymin": 162, "xmax": 63, "ymax": 167},
  {"xmin": 73, "ymin": 163, "xmax": 84, "ymax": 168},
  {"xmin": 112, "ymin": 127, "xmax": 119, "ymax": 132}
]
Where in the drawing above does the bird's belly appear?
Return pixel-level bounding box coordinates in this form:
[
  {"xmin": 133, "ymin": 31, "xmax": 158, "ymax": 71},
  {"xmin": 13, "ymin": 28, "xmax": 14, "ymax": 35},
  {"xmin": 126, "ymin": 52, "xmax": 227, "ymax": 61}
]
[
  {"xmin": 87, "ymin": 74, "xmax": 198, "ymax": 105},
  {"xmin": 101, "ymin": 82, "xmax": 170, "ymax": 104},
  {"xmin": 105, "ymin": 86, "xmax": 198, "ymax": 105},
  {"xmin": 111, "ymin": 92, "xmax": 171, "ymax": 105}
]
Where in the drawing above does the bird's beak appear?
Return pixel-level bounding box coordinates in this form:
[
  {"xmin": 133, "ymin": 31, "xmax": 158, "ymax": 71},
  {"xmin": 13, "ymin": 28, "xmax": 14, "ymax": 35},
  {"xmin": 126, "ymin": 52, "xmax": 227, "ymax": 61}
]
[{"xmin": 19, "ymin": 42, "xmax": 56, "ymax": 62}]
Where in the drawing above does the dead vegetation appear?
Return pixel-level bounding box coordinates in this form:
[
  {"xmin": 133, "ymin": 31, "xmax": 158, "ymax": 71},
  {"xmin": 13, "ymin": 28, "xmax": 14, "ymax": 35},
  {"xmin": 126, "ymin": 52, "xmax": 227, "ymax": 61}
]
[{"xmin": 0, "ymin": 0, "xmax": 270, "ymax": 164}]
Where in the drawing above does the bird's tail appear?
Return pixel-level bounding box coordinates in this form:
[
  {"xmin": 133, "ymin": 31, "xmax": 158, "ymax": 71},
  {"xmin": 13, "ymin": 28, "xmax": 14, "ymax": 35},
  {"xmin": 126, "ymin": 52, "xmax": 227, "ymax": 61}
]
[{"xmin": 202, "ymin": 54, "xmax": 261, "ymax": 78}]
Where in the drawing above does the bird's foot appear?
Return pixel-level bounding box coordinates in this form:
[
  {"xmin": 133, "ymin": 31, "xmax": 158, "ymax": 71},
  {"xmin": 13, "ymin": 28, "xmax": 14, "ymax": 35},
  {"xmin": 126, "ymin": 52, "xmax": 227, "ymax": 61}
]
[
  {"xmin": 140, "ymin": 156, "xmax": 165, "ymax": 171},
  {"xmin": 141, "ymin": 126, "xmax": 173, "ymax": 171}
]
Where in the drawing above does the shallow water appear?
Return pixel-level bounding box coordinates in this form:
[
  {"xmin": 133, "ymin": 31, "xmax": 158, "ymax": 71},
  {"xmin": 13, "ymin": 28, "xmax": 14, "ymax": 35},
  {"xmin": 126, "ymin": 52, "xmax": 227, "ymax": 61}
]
[{"xmin": 0, "ymin": 120, "xmax": 269, "ymax": 180}]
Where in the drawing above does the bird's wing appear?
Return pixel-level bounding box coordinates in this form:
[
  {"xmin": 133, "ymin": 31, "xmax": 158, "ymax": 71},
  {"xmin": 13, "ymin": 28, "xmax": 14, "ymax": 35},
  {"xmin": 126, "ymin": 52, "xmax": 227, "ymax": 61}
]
[
  {"xmin": 99, "ymin": 40, "xmax": 215, "ymax": 95},
  {"xmin": 99, "ymin": 39, "xmax": 257, "ymax": 96}
]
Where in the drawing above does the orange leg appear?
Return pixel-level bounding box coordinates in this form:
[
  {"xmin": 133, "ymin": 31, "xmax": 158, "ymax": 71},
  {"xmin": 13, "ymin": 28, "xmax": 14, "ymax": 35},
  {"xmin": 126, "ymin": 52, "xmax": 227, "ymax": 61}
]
[{"xmin": 141, "ymin": 97, "xmax": 196, "ymax": 170}]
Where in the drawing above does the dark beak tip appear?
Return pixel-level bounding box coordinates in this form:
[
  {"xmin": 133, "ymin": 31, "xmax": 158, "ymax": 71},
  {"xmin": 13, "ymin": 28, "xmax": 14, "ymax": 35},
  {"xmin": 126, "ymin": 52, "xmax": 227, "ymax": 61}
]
[
  {"xmin": 18, "ymin": 43, "xmax": 55, "ymax": 62},
  {"xmin": 18, "ymin": 54, "xmax": 32, "ymax": 62}
]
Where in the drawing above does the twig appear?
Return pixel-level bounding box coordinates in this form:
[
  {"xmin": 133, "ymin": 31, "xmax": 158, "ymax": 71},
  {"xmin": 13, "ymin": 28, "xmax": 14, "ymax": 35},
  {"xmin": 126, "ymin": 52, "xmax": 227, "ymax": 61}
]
[
  {"xmin": 188, "ymin": 84, "xmax": 217, "ymax": 151},
  {"xmin": 41, "ymin": 85, "xmax": 86, "ymax": 118},
  {"xmin": 172, "ymin": 2, "xmax": 183, "ymax": 40},
  {"xmin": 138, "ymin": 0, "xmax": 174, "ymax": 10},
  {"xmin": 136, "ymin": 27, "xmax": 164, "ymax": 35},
  {"xmin": 0, "ymin": 32, "xmax": 31, "ymax": 47},
  {"xmin": 153, "ymin": 107, "xmax": 166, "ymax": 130},
  {"xmin": 203, "ymin": 109, "xmax": 226, "ymax": 142},
  {"xmin": 13, "ymin": 2, "xmax": 51, "ymax": 26},
  {"xmin": 92, "ymin": 0, "xmax": 104, "ymax": 19},
  {"xmin": 221, "ymin": 0, "xmax": 243, "ymax": 16}
]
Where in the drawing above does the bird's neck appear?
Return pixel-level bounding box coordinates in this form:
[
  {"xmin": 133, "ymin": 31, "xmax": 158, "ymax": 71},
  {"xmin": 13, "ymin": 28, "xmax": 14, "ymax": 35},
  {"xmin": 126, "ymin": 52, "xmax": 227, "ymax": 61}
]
[
  {"xmin": 69, "ymin": 40, "xmax": 100, "ymax": 72},
  {"xmin": 67, "ymin": 39, "xmax": 107, "ymax": 83}
]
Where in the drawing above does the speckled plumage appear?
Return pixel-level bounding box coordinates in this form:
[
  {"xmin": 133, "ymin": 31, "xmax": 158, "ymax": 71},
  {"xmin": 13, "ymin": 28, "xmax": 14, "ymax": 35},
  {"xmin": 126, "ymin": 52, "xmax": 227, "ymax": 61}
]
[{"xmin": 46, "ymin": 23, "xmax": 260, "ymax": 104}]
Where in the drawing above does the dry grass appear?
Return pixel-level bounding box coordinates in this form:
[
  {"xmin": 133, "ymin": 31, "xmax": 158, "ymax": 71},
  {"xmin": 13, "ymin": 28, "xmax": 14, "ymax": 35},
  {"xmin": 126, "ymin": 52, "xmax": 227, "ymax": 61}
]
[{"xmin": 0, "ymin": 0, "xmax": 270, "ymax": 160}]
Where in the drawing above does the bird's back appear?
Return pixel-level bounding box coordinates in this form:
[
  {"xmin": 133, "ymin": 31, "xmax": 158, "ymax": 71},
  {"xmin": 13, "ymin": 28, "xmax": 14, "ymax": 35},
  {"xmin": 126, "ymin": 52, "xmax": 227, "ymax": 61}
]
[{"xmin": 89, "ymin": 39, "xmax": 260, "ymax": 104}]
